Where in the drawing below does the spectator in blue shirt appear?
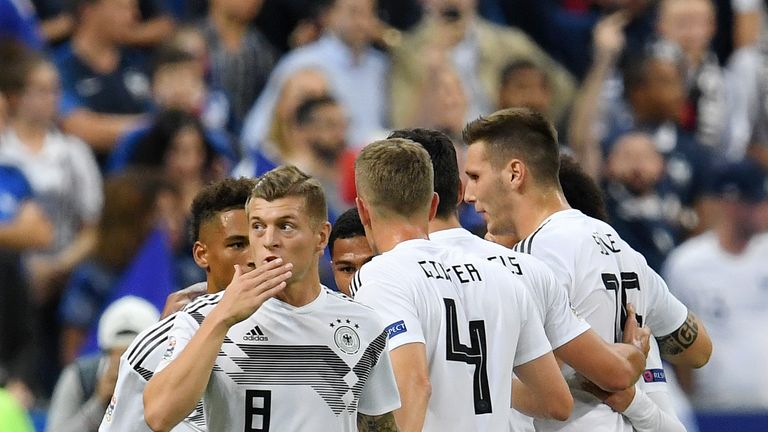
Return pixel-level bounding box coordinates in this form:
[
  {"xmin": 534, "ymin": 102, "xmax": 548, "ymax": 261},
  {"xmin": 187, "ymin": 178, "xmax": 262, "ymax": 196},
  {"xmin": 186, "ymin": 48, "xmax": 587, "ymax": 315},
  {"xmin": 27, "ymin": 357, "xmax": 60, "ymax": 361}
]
[
  {"xmin": 53, "ymin": 0, "xmax": 151, "ymax": 162},
  {"xmin": 0, "ymin": 0, "xmax": 43, "ymax": 50}
]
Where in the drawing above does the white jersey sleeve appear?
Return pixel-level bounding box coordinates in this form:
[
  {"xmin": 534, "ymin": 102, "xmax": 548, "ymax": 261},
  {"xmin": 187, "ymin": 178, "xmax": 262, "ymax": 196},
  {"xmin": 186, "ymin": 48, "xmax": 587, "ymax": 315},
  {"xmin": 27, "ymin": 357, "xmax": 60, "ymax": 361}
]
[
  {"xmin": 525, "ymin": 258, "xmax": 590, "ymax": 350},
  {"xmin": 640, "ymin": 265, "xmax": 688, "ymax": 337},
  {"xmin": 155, "ymin": 311, "xmax": 199, "ymax": 374},
  {"xmin": 99, "ymin": 313, "xmax": 205, "ymax": 432},
  {"xmin": 353, "ymin": 265, "xmax": 426, "ymax": 351},
  {"xmin": 357, "ymin": 335, "xmax": 401, "ymax": 416},
  {"xmin": 507, "ymin": 274, "xmax": 552, "ymax": 366}
]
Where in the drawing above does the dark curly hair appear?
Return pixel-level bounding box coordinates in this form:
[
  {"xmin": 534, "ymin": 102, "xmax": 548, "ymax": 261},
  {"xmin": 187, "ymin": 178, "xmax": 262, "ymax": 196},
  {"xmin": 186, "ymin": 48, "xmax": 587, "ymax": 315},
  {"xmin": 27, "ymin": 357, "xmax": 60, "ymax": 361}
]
[{"xmin": 189, "ymin": 177, "xmax": 256, "ymax": 243}]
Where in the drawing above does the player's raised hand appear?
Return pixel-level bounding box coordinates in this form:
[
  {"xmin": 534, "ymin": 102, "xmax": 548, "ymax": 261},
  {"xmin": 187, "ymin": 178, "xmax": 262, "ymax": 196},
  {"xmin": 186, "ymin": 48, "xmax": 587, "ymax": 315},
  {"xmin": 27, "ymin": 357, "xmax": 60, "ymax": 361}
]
[
  {"xmin": 214, "ymin": 258, "xmax": 293, "ymax": 327},
  {"xmin": 623, "ymin": 304, "xmax": 650, "ymax": 358}
]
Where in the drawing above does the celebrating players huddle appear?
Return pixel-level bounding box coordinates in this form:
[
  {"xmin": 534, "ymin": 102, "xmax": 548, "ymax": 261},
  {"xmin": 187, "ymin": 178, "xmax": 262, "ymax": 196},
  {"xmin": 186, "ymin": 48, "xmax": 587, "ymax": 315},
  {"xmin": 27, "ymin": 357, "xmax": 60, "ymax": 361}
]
[{"xmin": 99, "ymin": 108, "xmax": 712, "ymax": 432}]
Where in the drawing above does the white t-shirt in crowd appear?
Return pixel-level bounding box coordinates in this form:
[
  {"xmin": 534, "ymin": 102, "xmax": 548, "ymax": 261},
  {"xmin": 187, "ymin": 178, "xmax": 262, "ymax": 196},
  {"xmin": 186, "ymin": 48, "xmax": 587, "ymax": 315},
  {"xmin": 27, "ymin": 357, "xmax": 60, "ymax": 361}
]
[
  {"xmin": 352, "ymin": 239, "xmax": 552, "ymax": 432},
  {"xmin": 664, "ymin": 231, "xmax": 768, "ymax": 410}
]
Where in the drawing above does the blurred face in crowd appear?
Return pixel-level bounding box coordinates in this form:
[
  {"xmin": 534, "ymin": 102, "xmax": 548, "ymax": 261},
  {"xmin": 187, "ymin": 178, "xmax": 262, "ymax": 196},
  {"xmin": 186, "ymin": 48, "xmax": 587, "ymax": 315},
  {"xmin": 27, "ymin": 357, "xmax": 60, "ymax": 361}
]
[
  {"xmin": 195, "ymin": 209, "xmax": 253, "ymax": 293},
  {"xmin": 331, "ymin": 235, "xmax": 373, "ymax": 296},
  {"xmin": 164, "ymin": 125, "xmax": 207, "ymax": 181},
  {"xmin": 276, "ymin": 69, "xmax": 330, "ymax": 126},
  {"xmin": 433, "ymin": 68, "xmax": 467, "ymax": 134},
  {"xmin": 326, "ymin": 0, "xmax": 377, "ymax": 51},
  {"xmin": 171, "ymin": 28, "xmax": 209, "ymax": 72},
  {"xmin": 658, "ymin": 0, "xmax": 715, "ymax": 59},
  {"xmin": 606, "ymin": 132, "xmax": 664, "ymax": 195},
  {"xmin": 213, "ymin": 0, "xmax": 264, "ymax": 22},
  {"xmin": 302, "ymin": 102, "xmax": 348, "ymax": 164},
  {"xmin": 15, "ymin": 62, "xmax": 60, "ymax": 125},
  {"xmin": 249, "ymin": 196, "xmax": 329, "ymax": 286},
  {"xmin": 153, "ymin": 61, "xmax": 205, "ymax": 112},
  {"xmin": 499, "ymin": 67, "xmax": 552, "ymax": 115},
  {"xmin": 90, "ymin": 0, "xmax": 138, "ymax": 42},
  {"xmin": 630, "ymin": 59, "xmax": 685, "ymax": 123},
  {"xmin": 463, "ymin": 142, "xmax": 518, "ymax": 236},
  {"xmin": 723, "ymin": 197, "xmax": 768, "ymax": 239}
]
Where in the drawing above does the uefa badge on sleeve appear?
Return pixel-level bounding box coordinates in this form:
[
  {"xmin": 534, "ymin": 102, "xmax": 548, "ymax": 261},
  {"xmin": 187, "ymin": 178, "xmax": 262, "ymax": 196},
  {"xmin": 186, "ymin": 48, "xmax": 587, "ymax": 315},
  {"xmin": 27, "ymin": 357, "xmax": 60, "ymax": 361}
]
[
  {"xmin": 163, "ymin": 336, "xmax": 176, "ymax": 361},
  {"xmin": 105, "ymin": 395, "xmax": 116, "ymax": 423}
]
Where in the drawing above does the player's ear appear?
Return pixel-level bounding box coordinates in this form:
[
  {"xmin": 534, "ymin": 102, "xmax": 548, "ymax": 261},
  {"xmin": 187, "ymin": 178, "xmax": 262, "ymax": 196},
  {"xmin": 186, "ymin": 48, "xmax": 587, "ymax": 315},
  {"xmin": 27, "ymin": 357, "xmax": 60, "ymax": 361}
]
[
  {"xmin": 428, "ymin": 192, "xmax": 439, "ymax": 221},
  {"xmin": 456, "ymin": 178, "xmax": 465, "ymax": 207},
  {"xmin": 316, "ymin": 221, "xmax": 331, "ymax": 253},
  {"xmin": 192, "ymin": 241, "xmax": 208, "ymax": 269},
  {"xmin": 505, "ymin": 159, "xmax": 525, "ymax": 191},
  {"xmin": 356, "ymin": 197, "xmax": 371, "ymax": 228}
]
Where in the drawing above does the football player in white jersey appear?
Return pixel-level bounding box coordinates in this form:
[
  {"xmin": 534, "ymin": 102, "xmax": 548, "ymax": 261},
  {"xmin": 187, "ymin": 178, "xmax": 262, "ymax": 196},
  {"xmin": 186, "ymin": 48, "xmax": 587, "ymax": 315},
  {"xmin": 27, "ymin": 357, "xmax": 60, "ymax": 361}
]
[
  {"xmin": 462, "ymin": 108, "xmax": 712, "ymax": 432},
  {"xmin": 352, "ymin": 139, "xmax": 572, "ymax": 431},
  {"xmin": 144, "ymin": 166, "xmax": 400, "ymax": 432},
  {"xmin": 329, "ymin": 208, "xmax": 373, "ymax": 297},
  {"xmin": 100, "ymin": 177, "xmax": 257, "ymax": 431},
  {"xmin": 389, "ymin": 128, "xmax": 653, "ymax": 431}
]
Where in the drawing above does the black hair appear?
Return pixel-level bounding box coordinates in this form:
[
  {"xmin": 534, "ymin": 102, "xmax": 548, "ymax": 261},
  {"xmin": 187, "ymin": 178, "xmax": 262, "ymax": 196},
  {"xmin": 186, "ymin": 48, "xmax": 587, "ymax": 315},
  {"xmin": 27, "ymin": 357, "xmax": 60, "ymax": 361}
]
[
  {"xmin": 328, "ymin": 208, "xmax": 365, "ymax": 255},
  {"xmin": 388, "ymin": 128, "xmax": 459, "ymax": 219},
  {"xmin": 131, "ymin": 109, "xmax": 215, "ymax": 171},
  {"xmin": 559, "ymin": 155, "xmax": 609, "ymax": 222},
  {"xmin": 151, "ymin": 45, "xmax": 197, "ymax": 77},
  {"xmin": 294, "ymin": 94, "xmax": 337, "ymax": 126},
  {"xmin": 500, "ymin": 59, "xmax": 549, "ymax": 88},
  {"xmin": 189, "ymin": 177, "xmax": 256, "ymax": 243}
]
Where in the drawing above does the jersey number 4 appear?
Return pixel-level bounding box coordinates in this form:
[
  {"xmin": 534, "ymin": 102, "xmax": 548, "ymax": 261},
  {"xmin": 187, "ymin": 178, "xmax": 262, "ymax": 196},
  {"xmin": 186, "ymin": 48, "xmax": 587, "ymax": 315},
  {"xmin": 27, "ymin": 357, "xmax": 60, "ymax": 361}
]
[
  {"xmin": 601, "ymin": 272, "xmax": 644, "ymax": 343},
  {"xmin": 444, "ymin": 298, "xmax": 492, "ymax": 414}
]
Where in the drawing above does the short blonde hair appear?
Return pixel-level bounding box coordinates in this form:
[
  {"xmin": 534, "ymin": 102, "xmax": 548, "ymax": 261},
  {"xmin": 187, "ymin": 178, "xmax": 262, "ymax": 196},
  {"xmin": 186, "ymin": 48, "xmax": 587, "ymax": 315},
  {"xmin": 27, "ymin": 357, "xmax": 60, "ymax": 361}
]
[
  {"xmin": 355, "ymin": 138, "xmax": 434, "ymax": 217},
  {"xmin": 247, "ymin": 165, "xmax": 327, "ymax": 227}
]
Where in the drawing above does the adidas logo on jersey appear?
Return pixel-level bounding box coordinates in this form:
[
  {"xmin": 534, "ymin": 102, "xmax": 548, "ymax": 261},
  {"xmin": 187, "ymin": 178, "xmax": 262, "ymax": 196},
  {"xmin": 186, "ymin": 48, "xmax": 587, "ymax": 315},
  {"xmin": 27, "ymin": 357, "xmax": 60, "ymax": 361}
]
[{"xmin": 243, "ymin": 325, "xmax": 269, "ymax": 342}]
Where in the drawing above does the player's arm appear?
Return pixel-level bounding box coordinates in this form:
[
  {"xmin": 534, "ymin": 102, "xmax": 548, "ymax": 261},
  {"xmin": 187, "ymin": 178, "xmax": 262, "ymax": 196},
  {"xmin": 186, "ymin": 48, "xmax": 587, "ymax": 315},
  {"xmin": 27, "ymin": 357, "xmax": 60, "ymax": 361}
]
[
  {"xmin": 655, "ymin": 311, "xmax": 712, "ymax": 368},
  {"xmin": 555, "ymin": 305, "xmax": 649, "ymax": 392},
  {"xmin": 357, "ymin": 412, "xmax": 399, "ymax": 432},
  {"xmin": 598, "ymin": 385, "xmax": 686, "ymax": 432},
  {"xmin": 512, "ymin": 352, "xmax": 573, "ymax": 421},
  {"xmin": 389, "ymin": 343, "xmax": 430, "ymax": 432},
  {"xmin": 144, "ymin": 261, "xmax": 291, "ymax": 431}
]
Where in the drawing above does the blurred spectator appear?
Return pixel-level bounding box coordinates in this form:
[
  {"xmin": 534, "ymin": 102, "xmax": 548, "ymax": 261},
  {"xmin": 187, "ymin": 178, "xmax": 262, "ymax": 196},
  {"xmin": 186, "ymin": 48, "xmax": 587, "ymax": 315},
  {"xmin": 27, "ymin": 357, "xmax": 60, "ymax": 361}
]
[
  {"xmin": 498, "ymin": 60, "xmax": 552, "ymax": 115},
  {"xmin": 119, "ymin": 0, "xmax": 176, "ymax": 48},
  {"xmin": 285, "ymin": 95, "xmax": 354, "ymax": 217},
  {"xmin": 0, "ymin": 49, "xmax": 103, "ymax": 305},
  {"xmin": 46, "ymin": 296, "xmax": 159, "ymax": 432},
  {"xmin": 0, "ymin": 387, "xmax": 34, "ymax": 432},
  {"xmin": 53, "ymin": 0, "xmax": 151, "ymax": 160},
  {"xmin": 603, "ymin": 131, "xmax": 682, "ymax": 271},
  {"xmin": 239, "ymin": 67, "xmax": 330, "ymax": 168},
  {"xmin": 389, "ymin": 0, "xmax": 576, "ymax": 130},
  {"xmin": 412, "ymin": 61, "xmax": 468, "ymax": 142},
  {"xmin": 29, "ymin": 0, "xmax": 74, "ymax": 45},
  {"xmin": 253, "ymin": 0, "xmax": 335, "ymax": 53},
  {"xmin": 664, "ymin": 160, "xmax": 768, "ymax": 412},
  {"xmin": 201, "ymin": 0, "xmax": 275, "ymax": 126},
  {"xmin": 246, "ymin": 0, "xmax": 388, "ymax": 148},
  {"xmin": 58, "ymin": 170, "xmax": 174, "ymax": 364},
  {"xmin": 658, "ymin": 0, "xmax": 728, "ymax": 155},
  {"xmin": 0, "ymin": 0, "xmax": 43, "ymax": 49},
  {"xmin": 106, "ymin": 46, "xmax": 237, "ymax": 174},
  {"xmin": 0, "ymin": 162, "xmax": 53, "ymax": 407}
]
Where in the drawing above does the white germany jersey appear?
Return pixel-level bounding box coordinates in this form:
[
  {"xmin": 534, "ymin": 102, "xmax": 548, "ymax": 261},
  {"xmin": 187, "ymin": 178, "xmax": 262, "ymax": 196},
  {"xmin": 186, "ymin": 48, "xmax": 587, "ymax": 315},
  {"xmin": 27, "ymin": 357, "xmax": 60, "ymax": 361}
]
[
  {"xmin": 351, "ymin": 239, "xmax": 552, "ymax": 432},
  {"xmin": 155, "ymin": 287, "xmax": 400, "ymax": 431},
  {"xmin": 100, "ymin": 283, "xmax": 208, "ymax": 432},
  {"xmin": 664, "ymin": 232, "xmax": 768, "ymax": 410},
  {"xmin": 513, "ymin": 210, "xmax": 688, "ymax": 432},
  {"xmin": 430, "ymin": 228, "xmax": 590, "ymax": 432}
]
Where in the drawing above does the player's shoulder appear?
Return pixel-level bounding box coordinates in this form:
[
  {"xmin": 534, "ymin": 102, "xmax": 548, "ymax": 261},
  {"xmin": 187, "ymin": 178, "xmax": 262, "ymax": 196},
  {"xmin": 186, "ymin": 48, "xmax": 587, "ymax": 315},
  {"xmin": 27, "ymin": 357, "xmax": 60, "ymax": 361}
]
[
  {"xmin": 181, "ymin": 291, "xmax": 224, "ymax": 320},
  {"xmin": 322, "ymin": 288, "xmax": 388, "ymax": 332}
]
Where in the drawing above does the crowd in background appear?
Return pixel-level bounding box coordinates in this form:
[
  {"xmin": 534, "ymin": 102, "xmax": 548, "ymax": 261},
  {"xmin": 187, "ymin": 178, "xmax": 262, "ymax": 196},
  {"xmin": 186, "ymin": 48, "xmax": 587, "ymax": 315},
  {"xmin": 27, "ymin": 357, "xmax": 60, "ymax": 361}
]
[{"xmin": 1, "ymin": 0, "xmax": 768, "ymax": 430}]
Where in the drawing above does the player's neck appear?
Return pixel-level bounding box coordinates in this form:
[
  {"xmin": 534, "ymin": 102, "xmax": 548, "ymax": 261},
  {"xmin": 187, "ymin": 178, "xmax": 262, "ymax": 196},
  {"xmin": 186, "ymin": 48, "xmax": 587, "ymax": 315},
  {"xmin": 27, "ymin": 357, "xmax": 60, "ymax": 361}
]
[
  {"xmin": 370, "ymin": 217, "xmax": 430, "ymax": 254},
  {"xmin": 428, "ymin": 215, "xmax": 461, "ymax": 234},
  {"xmin": 278, "ymin": 272, "xmax": 322, "ymax": 307},
  {"xmin": 516, "ymin": 188, "xmax": 570, "ymax": 239}
]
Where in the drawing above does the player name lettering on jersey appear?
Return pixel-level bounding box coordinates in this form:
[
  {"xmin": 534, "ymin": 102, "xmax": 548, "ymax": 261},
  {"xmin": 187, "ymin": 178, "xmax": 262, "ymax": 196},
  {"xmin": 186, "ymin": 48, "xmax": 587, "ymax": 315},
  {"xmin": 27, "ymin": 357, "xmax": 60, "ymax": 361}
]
[
  {"xmin": 418, "ymin": 260, "xmax": 483, "ymax": 283},
  {"xmin": 592, "ymin": 232, "xmax": 622, "ymax": 255},
  {"xmin": 486, "ymin": 255, "xmax": 523, "ymax": 275}
]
